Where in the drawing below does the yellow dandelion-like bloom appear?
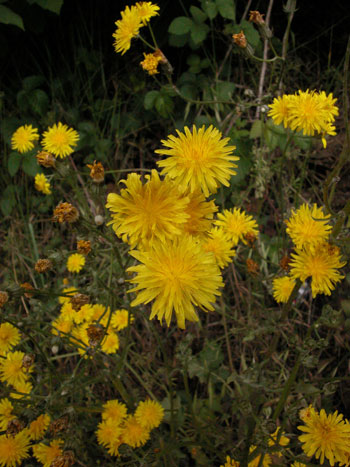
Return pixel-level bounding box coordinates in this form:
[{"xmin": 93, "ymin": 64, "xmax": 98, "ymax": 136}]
[
  {"xmin": 101, "ymin": 331, "xmax": 120, "ymax": 354},
  {"xmin": 32, "ymin": 439, "xmax": 64, "ymax": 467},
  {"xmin": 298, "ymin": 407, "xmax": 350, "ymax": 465},
  {"xmin": 202, "ymin": 227, "xmax": 236, "ymax": 269},
  {"xmin": 156, "ymin": 125, "xmax": 239, "ymax": 197},
  {"xmin": 0, "ymin": 430, "xmax": 31, "ymax": 467},
  {"xmin": 60, "ymin": 301, "xmax": 77, "ymax": 322},
  {"xmin": 90, "ymin": 304, "xmax": 109, "ymax": 324},
  {"xmin": 72, "ymin": 304, "xmax": 94, "ymax": 325},
  {"xmin": 70, "ymin": 324, "xmax": 90, "ymax": 356},
  {"xmin": 128, "ymin": 235, "xmax": 224, "ymax": 329},
  {"xmin": 135, "ymin": 399, "xmax": 164, "ymax": 430},
  {"xmin": 182, "ymin": 189, "xmax": 218, "ymax": 237},
  {"xmin": 291, "ymin": 462, "xmax": 307, "ymax": 467},
  {"xmin": 96, "ymin": 419, "xmax": 123, "ymax": 456},
  {"xmin": 0, "ymin": 323, "xmax": 20, "ymax": 355},
  {"xmin": 102, "ymin": 400, "xmax": 128, "ymax": 425},
  {"xmin": 268, "ymin": 428, "xmax": 289, "ymax": 456},
  {"xmin": 11, "ymin": 124, "xmax": 39, "ymax": 153},
  {"xmin": 58, "ymin": 287, "xmax": 78, "ymax": 305},
  {"xmin": 140, "ymin": 52, "xmax": 162, "ymax": 75},
  {"xmin": 290, "ymin": 243, "xmax": 346, "ymax": 297},
  {"xmin": 112, "ymin": 6, "xmax": 142, "ymax": 55},
  {"xmin": 111, "ymin": 309, "xmax": 134, "ymax": 331},
  {"xmin": 51, "ymin": 315, "xmax": 74, "ymax": 337},
  {"xmin": 135, "ymin": 2, "xmax": 159, "ymax": 24},
  {"xmin": 67, "ymin": 253, "xmax": 85, "ymax": 273},
  {"xmin": 300, "ymin": 404, "xmax": 317, "ymax": 422},
  {"xmin": 0, "ymin": 351, "xmax": 32, "ymax": 387},
  {"xmin": 121, "ymin": 415, "xmax": 150, "ymax": 448},
  {"xmin": 28, "ymin": 414, "xmax": 51, "ymax": 440},
  {"xmin": 106, "ymin": 170, "xmax": 190, "ymax": 248},
  {"xmin": 272, "ymin": 276, "xmax": 296, "ymax": 303},
  {"xmin": 248, "ymin": 446, "xmax": 271, "ymax": 467},
  {"xmin": 34, "ymin": 173, "xmax": 52, "ymax": 195},
  {"xmin": 220, "ymin": 456, "xmax": 240, "ymax": 467},
  {"xmin": 41, "ymin": 122, "xmax": 79, "ymax": 159},
  {"xmin": 0, "ymin": 399, "xmax": 14, "ymax": 431},
  {"xmin": 268, "ymin": 95, "xmax": 292, "ymax": 127},
  {"xmin": 285, "ymin": 203, "xmax": 332, "ymax": 251},
  {"xmin": 215, "ymin": 208, "xmax": 259, "ymax": 246},
  {"xmin": 10, "ymin": 380, "xmax": 33, "ymax": 400}
]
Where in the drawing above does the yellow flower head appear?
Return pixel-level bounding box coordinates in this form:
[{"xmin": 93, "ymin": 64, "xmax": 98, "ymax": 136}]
[
  {"xmin": 67, "ymin": 253, "xmax": 85, "ymax": 273},
  {"xmin": 135, "ymin": 2, "xmax": 160, "ymax": 24},
  {"xmin": 0, "ymin": 430, "xmax": 31, "ymax": 466},
  {"xmin": 10, "ymin": 380, "xmax": 33, "ymax": 399},
  {"xmin": 34, "ymin": 173, "xmax": 52, "ymax": 195},
  {"xmin": 113, "ymin": 6, "xmax": 142, "ymax": 55},
  {"xmin": 220, "ymin": 456, "xmax": 240, "ymax": 467},
  {"xmin": 96, "ymin": 419, "xmax": 122, "ymax": 456},
  {"xmin": 272, "ymin": 276, "xmax": 295, "ymax": 303},
  {"xmin": 285, "ymin": 203, "xmax": 332, "ymax": 251},
  {"xmin": 128, "ymin": 235, "xmax": 223, "ymax": 329},
  {"xmin": 101, "ymin": 331, "xmax": 120, "ymax": 354},
  {"xmin": 51, "ymin": 315, "xmax": 74, "ymax": 336},
  {"xmin": 268, "ymin": 95, "xmax": 292, "ymax": 127},
  {"xmin": 291, "ymin": 463, "xmax": 307, "ymax": 467},
  {"xmin": 290, "ymin": 243, "xmax": 346, "ymax": 297},
  {"xmin": 202, "ymin": 227, "xmax": 236, "ymax": 269},
  {"xmin": 106, "ymin": 170, "xmax": 190, "ymax": 249},
  {"xmin": 298, "ymin": 407, "xmax": 350, "ymax": 465},
  {"xmin": 156, "ymin": 125, "xmax": 239, "ymax": 197},
  {"xmin": 135, "ymin": 399, "xmax": 164, "ymax": 430},
  {"xmin": 41, "ymin": 122, "xmax": 79, "ymax": 158},
  {"xmin": 121, "ymin": 415, "xmax": 150, "ymax": 448},
  {"xmin": 0, "ymin": 398, "xmax": 14, "ymax": 431},
  {"xmin": 248, "ymin": 446, "xmax": 271, "ymax": 467},
  {"xmin": 268, "ymin": 427, "xmax": 289, "ymax": 456},
  {"xmin": 28, "ymin": 413, "xmax": 51, "ymax": 440},
  {"xmin": 0, "ymin": 351, "xmax": 33, "ymax": 387},
  {"xmin": 11, "ymin": 124, "xmax": 39, "ymax": 153},
  {"xmin": 58, "ymin": 286, "xmax": 77, "ymax": 304},
  {"xmin": 32, "ymin": 439, "xmax": 64, "ymax": 467},
  {"xmin": 111, "ymin": 309, "xmax": 134, "ymax": 331},
  {"xmin": 102, "ymin": 400, "xmax": 128, "ymax": 425},
  {"xmin": 0, "ymin": 323, "xmax": 20, "ymax": 355},
  {"xmin": 215, "ymin": 208, "xmax": 259, "ymax": 246},
  {"xmin": 182, "ymin": 189, "xmax": 218, "ymax": 237},
  {"xmin": 140, "ymin": 52, "xmax": 162, "ymax": 75}
]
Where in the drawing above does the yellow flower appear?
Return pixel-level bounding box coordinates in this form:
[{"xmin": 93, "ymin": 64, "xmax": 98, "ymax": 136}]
[
  {"xmin": 156, "ymin": 125, "xmax": 239, "ymax": 197},
  {"xmin": 182, "ymin": 189, "xmax": 218, "ymax": 237},
  {"xmin": 32, "ymin": 439, "xmax": 63, "ymax": 467},
  {"xmin": 202, "ymin": 227, "xmax": 236, "ymax": 269},
  {"xmin": 51, "ymin": 315, "xmax": 74, "ymax": 336},
  {"xmin": 0, "ymin": 430, "xmax": 31, "ymax": 466},
  {"xmin": 112, "ymin": 6, "xmax": 142, "ymax": 55},
  {"xmin": 272, "ymin": 276, "xmax": 295, "ymax": 303},
  {"xmin": 96, "ymin": 419, "xmax": 122, "ymax": 456},
  {"xmin": 111, "ymin": 309, "xmax": 134, "ymax": 331},
  {"xmin": 135, "ymin": 2, "xmax": 160, "ymax": 24},
  {"xmin": 0, "ymin": 323, "xmax": 20, "ymax": 355},
  {"xmin": 11, "ymin": 124, "xmax": 39, "ymax": 153},
  {"xmin": 215, "ymin": 208, "xmax": 259, "ymax": 246},
  {"xmin": 34, "ymin": 173, "xmax": 52, "ymax": 195},
  {"xmin": 67, "ymin": 253, "xmax": 85, "ymax": 273},
  {"xmin": 128, "ymin": 235, "xmax": 223, "ymax": 329},
  {"xmin": 58, "ymin": 287, "xmax": 77, "ymax": 304},
  {"xmin": 41, "ymin": 122, "xmax": 79, "ymax": 158},
  {"xmin": 101, "ymin": 331, "xmax": 120, "ymax": 354},
  {"xmin": 102, "ymin": 400, "xmax": 128, "ymax": 425},
  {"xmin": 28, "ymin": 414, "xmax": 51, "ymax": 440},
  {"xmin": 248, "ymin": 446, "xmax": 271, "ymax": 467},
  {"xmin": 0, "ymin": 399, "xmax": 14, "ymax": 431},
  {"xmin": 135, "ymin": 399, "xmax": 164, "ymax": 430},
  {"xmin": 268, "ymin": 95, "xmax": 292, "ymax": 127},
  {"xmin": 290, "ymin": 243, "xmax": 346, "ymax": 297},
  {"xmin": 140, "ymin": 52, "xmax": 162, "ymax": 75},
  {"xmin": 291, "ymin": 463, "xmax": 307, "ymax": 467},
  {"xmin": 220, "ymin": 456, "xmax": 240, "ymax": 467},
  {"xmin": 106, "ymin": 170, "xmax": 190, "ymax": 248},
  {"xmin": 0, "ymin": 351, "xmax": 32, "ymax": 387},
  {"xmin": 121, "ymin": 415, "xmax": 150, "ymax": 448},
  {"xmin": 268, "ymin": 428, "xmax": 289, "ymax": 456},
  {"xmin": 285, "ymin": 204, "xmax": 332, "ymax": 251},
  {"xmin": 10, "ymin": 380, "xmax": 33, "ymax": 399},
  {"xmin": 298, "ymin": 407, "xmax": 350, "ymax": 465}
]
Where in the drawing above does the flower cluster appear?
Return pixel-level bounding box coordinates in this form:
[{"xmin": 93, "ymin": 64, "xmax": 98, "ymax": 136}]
[
  {"xmin": 272, "ymin": 203, "xmax": 345, "ymax": 302},
  {"xmin": 96, "ymin": 398, "xmax": 164, "ymax": 457},
  {"xmin": 268, "ymin": 90, "xmax": 338, "ymax": 147},
  {"xmin": 106, "ymin": 125, "xmax": 258, "ymax": 328}
]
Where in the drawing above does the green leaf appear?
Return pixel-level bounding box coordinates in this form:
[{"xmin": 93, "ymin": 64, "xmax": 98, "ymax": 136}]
[
  {"xmin": 190, "ymin": 5, "xmax": 207, "ymax": 23},
  {"xmin": 202, "ymin": 1, "xmax": 217, "ymax": 19},
  {"xmin": 215, "ymin": 81, "xmax": 235, "ymax": 100},
  {"xmin": 30, "ymin": 89, "xmax": 49, "ymax": 116},
  {"xmin": 29, "ymin": 0, "xmax": 64, "ymax": 14},
  {"xmin": 144, "ymin": 90, "xmax": 159, "ymax": 110},
  {"xmin": 8, "ymin": 152, "xmax": 22, "ymax": 176},
  {"xmin": 155, "ymin": 94, "xmax": 174, "ymax": 118},
  {"xmin": 22, "ymin": 75, "xmax": 45, "ymax": 91},
  {"xmin": 190, "ymin": 22, "xmax": 209, "ymax": 45},
  {"xmin": 250, "ymin": 120, "xmax": 263, "ymax": 139},
  {"xmin": 0, "ymin": 5, "xmax": 24, "ymax": 30},
  {"xmin": 1, "ymin": 198, "xmax": 14, "ymax": 216},
  {"xmin": 216, "ymin": 0, "xmax": 235, "ymax": 21},
  {"xmin": 240, "ymin": 20, "xmax": 260, "ymax": 48},
  {"xmin": 22, "ymin": 154, "xmax": 39, "ymax": 176},
  {"xmin": 168, "ymin": 16, "xmax": 193, "ymax": 35},
  {"xmin": 169, "ymin": 33, "xmax": 189, "ymax": 47}
]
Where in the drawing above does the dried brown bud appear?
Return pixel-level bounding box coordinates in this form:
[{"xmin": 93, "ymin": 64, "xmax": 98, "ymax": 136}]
[
  {"xmin": 53, "ymin": 202, "xmax": 79, "ymax": 223},
  {"xmin": 0, "ymin": 291, "xmax": 9, "ymax": 308},
  {"xmin": 70, "ymin": 293, "xmax": 90, "ymax": 311},
  {"xmin": 233, "ymin": 31, "xmax": 247, "ymax": 48},
  {"xmin": 35, "ymin": 259, "xmax": 53, "ymax": 273},
  {"xmin": 249, "ymin": 10, "xmax": 265, "ymax": 25},
  {"xmin": 49, "ymin": 415, "xmax": 69, "ymax": 436},
  {"xmin": 77, "ymin": 240, "xmax": 91, "ymax": 256},
  {"xmin": 6, "ymin": 418, "xmax": 25, "ymax": 437},
  {"xmin": 22, "ymin": 354, "xmax": 35, "ymax": 370},
  {"xmin": 87, "ymin": 161, "xmax": 104, "ymax": 183},
  {"xmin": 280, "ymin": 255, "xmax": 291, "ymax": 272},
  {"xmin": 20, "ymin": 282, "xmax": 34, "ymax": 298},
  {"xmin": 87, "ymin": 324, "xmax": 104, "ymax": 346},
  {"xmin": 246, "ymin": 258, "xmax": 260, "ymax": 276},
  {"xmin": 244, "ymin": 232, "xmax": 257, "ymax": 248},
  {"xmin": 50, "ymin": 450, "xmax": 75, "ymax": 467},
  {"xmin": 36, "ymin": 150, "xmax": 56, "ymax": 168}
]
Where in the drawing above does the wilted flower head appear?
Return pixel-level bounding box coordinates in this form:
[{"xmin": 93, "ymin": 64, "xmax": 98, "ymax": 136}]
[
  {"xmin": 87, "ymin": 161, "xmax": 104, "ymax": 183},
  {"xmin": 53, "ymin": 202, "xmax": 79, "ymax": 223},
  {"xmin": 35, "ymin": 258, "xmax": 52, "ymax": 273},
  {"xmin": 36, "ymin": 150, "xmax": 56, "ymax": 168}
]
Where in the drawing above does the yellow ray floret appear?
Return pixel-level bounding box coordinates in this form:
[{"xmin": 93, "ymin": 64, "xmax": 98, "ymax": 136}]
[
  {"xmin": 41, "ymin": 122, "xmax": 79, "ymax": 159},
  {"xmin": 272, "ymin": 276, "xmax": 296, "ymax": 303},
  {"xmin": 11, "ymin": 124, "xmax": 39, "ymax": 153},
  {"xmin": 202, "ymin": 227, "xmax": 236, "ymax": 269},
  {"xmin": 112, "ymin": 6, "xmax": 142, "ymax": 55},
  {"xmin": 215, "ymin": 208, "xmax": 258, "ymax": 246},
  {"xmin": 34, "ymin": 173, "xmax": 52, "ymax": 195}
]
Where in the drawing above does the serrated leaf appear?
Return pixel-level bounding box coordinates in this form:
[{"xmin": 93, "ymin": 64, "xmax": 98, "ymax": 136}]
[
  {"xmin": 190, "ymin": 5, "xmax": 207, "ymax": 23},
  {"xmin": 8, "ymin": 152, "xmax": 22, "ymax": 176},
  {"xmin": 216, "ymin": 0, "xmax": 235, "ymax": 21},
  {"xmin": 168, "ymin": 16, "xmax": 193, "ymax": 35},
  {"xmin": 0, "ymin": 5, "xmax": 24, "ymax": 29},
  {"xmin": 190, "ymin": 22, "xmax": 209, "ymax": 44},
  {"xmin": 202, "ymin": 1, "xmax": 217, "ymax": 19},
  {"xmin": 144, "ymin": 90, "xmax": 159, "ymax": 110}
]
